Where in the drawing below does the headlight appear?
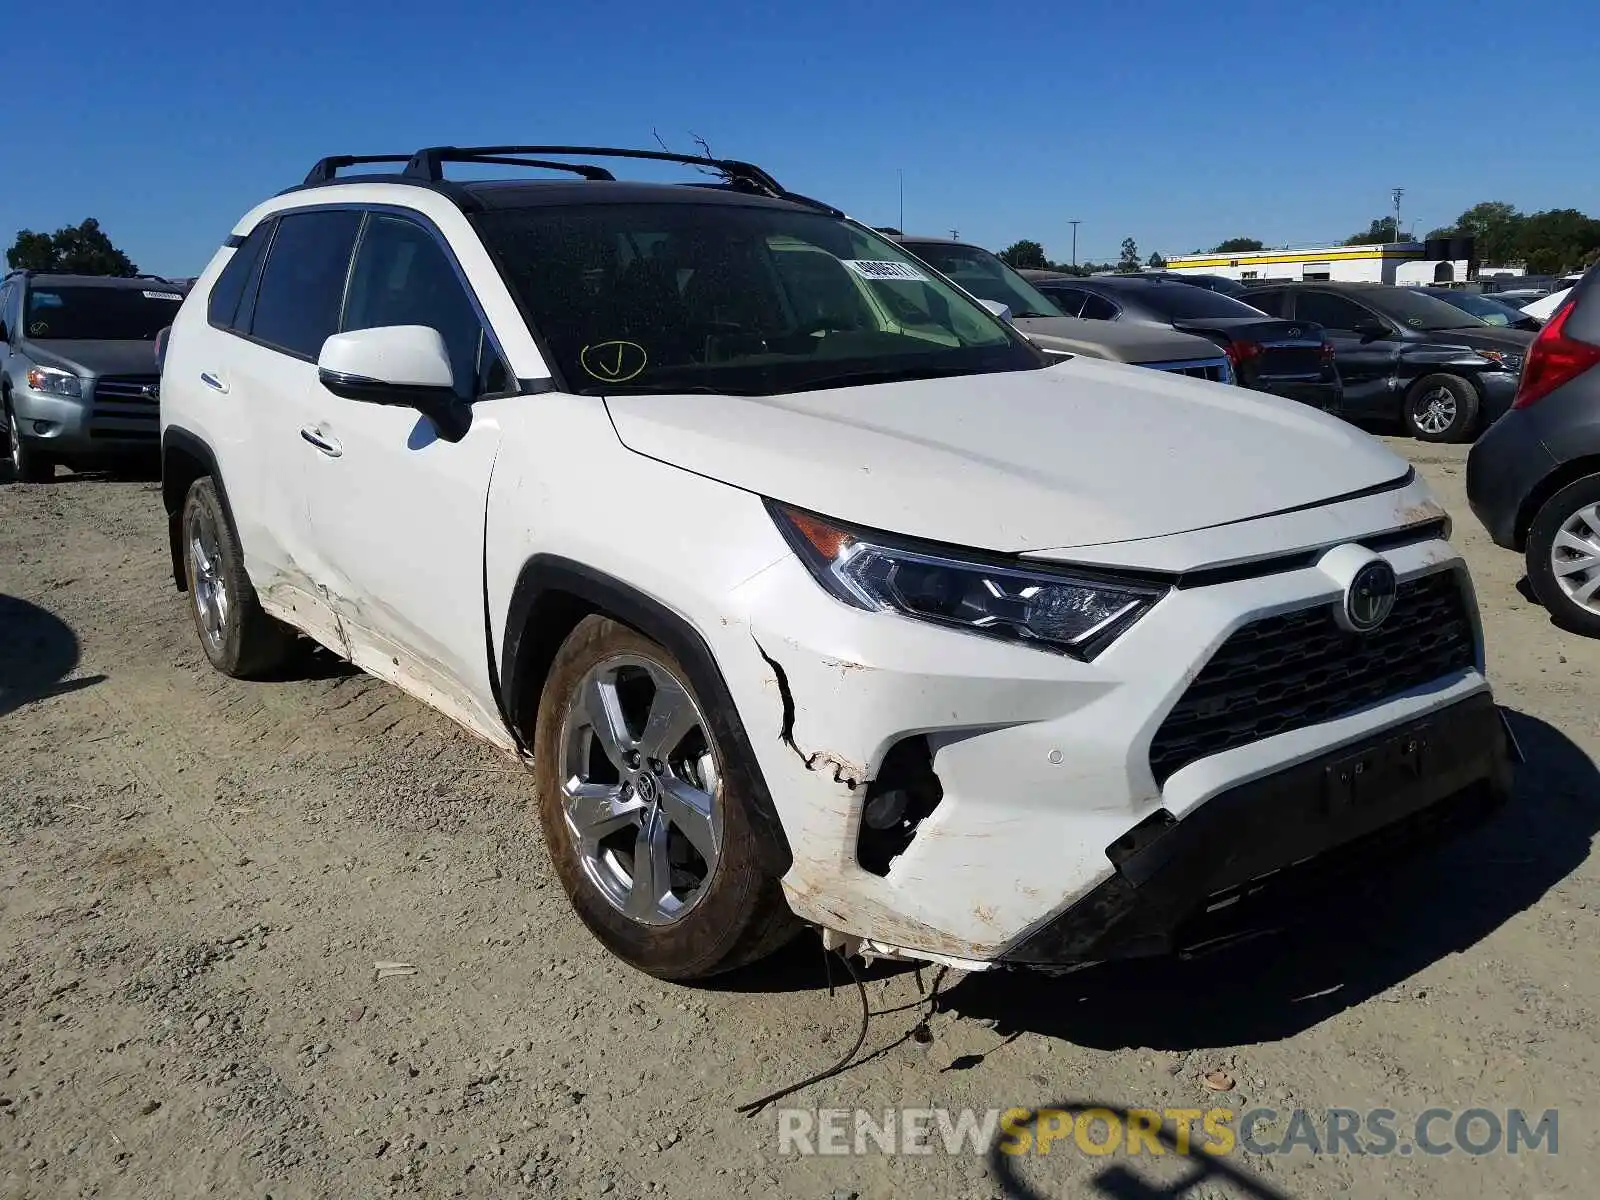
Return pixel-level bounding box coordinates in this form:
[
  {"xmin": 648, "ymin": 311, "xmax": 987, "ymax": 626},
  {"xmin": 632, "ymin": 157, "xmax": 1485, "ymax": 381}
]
[
  {"xmin": 1475, "ymin": 349, "xmax": 1523, "ymax": 371},
  {"xmin": 25, "ymin": 366, "xmax": 82, "ymax": 398},
  {"xmin": 768, "ymin": 502, "xmax": 1167, "ymax": 658}
]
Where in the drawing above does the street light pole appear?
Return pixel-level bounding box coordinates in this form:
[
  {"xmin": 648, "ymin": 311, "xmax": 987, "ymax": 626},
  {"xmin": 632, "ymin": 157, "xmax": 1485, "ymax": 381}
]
[
  {"xmin": 897, "ymin": 168, "xmax": 904, "ymax": 232},
  {"xmin": 1070, "ymin": 219, "xmax": 1081, "ymax": 267}
]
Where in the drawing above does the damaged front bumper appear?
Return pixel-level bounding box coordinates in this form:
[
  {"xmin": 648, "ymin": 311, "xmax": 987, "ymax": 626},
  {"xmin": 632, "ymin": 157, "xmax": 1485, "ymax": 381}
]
[
  {"xmin": 1000, "ymin": 693, "xmax": 1513, "ymax": 967},
  {"xmin": 710, "ymin": 474, "xmax": 1506, "ymax": 971}
]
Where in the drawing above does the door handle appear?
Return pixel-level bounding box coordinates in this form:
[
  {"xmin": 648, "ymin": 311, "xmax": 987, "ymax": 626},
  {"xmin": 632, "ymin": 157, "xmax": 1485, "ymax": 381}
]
[
  {"xmin": 199, "ymin": 372, "xmax": 229, "ymax": 393},
  {"xmin": 299, "ymin": 425, "xmax": 343, "ymax": 458}
]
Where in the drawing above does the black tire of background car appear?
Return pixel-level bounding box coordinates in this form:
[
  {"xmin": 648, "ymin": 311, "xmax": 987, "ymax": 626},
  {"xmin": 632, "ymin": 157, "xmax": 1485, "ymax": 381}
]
[
  {"xmin": 1525, "ymin": 473, "xmax": 1600, "ymax": 639},
  {"xmin": 5, "ymin": 399, "xmax": 55, "ymax": 483},
  {"xmin": 534, "ymin": 615, "xmax": 800, "ymax": 981},
  {"xmin": 181, "ymin": 478, "xmax": 298, "ymax": 678},
  {"xmin": 1403, "ymin": 373, "xmax": 1480, "ymax": 443}
]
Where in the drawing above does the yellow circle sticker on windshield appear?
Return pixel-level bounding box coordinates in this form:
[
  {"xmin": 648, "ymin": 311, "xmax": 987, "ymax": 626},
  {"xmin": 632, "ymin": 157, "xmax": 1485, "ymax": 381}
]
[{"xmin": 579, "ymin": 341, "xmax": 648, "ymax": 384}]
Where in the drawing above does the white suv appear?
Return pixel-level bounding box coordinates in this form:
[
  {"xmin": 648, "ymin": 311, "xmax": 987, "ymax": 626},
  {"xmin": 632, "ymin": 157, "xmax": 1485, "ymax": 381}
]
[{"xmin": 160, "ymin": 145, "xmax": 1514, "ymax": 980}]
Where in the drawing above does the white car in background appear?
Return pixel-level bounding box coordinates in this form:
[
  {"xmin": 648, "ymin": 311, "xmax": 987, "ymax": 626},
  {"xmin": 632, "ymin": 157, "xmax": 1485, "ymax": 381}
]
[
  {"xmin": 1524, "ymin": 287, "xmax": 1572, "ymax": 322},
  {"xmin": 158, "ymin": 144, "xmax": 1515, "ymax": 981}
]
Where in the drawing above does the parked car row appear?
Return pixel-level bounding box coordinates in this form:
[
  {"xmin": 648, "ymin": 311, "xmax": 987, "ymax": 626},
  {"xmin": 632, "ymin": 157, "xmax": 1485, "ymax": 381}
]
[{"xmin": 117, "ymin": 143, "xmax": 1524, "ymax": 984}]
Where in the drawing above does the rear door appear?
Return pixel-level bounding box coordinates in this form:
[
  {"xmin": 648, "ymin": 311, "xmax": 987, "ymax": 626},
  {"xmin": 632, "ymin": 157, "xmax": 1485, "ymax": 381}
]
[
  {"xmin": 298, "ymin": 210, "xmax": 514, "ymax": 747},
  {"xmin": 1288, "ymin": 290, "xmax": 1400, "ymax": 417}
]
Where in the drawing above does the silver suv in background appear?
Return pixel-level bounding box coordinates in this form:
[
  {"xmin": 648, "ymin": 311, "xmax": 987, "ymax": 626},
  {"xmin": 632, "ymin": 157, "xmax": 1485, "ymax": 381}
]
[
  {"xmin": 0, "ymin": 270, "xmax": 186, "ymax": 481},
  {"xmin": 892, "ymin": 237, "xmax": 1235, "ymax": 383}
]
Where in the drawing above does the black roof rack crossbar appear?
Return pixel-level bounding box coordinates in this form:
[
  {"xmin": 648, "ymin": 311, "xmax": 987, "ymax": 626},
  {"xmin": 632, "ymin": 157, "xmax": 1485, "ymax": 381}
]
[
  {"xmin": 402, "ymin": 145, "xmax": 787, "ymax": 196},
  {"xmin": 303, "ymin": 154, "xmax": 415, "ymax": 185}
]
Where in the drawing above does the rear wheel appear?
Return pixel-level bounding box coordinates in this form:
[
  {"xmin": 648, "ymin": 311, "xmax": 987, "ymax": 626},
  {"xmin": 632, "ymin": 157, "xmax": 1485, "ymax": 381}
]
[
  {"xmin": 5, "ymin": 403, "xmax": 54, "ymax": 482},
  {"xmin": 534, "ymin": 616, "xmax": 797, "ymax": 980},
  {"xmin": 1403, "ymin": 373, "xmax": 1479, "ymax": 443},
  {"xmin": 1526, "ymin": 473, "xmax": 1600, "ymax": 638},
  {"xmin": 181, "ymin": 478, "xmax": 297, "ymax": 677}
]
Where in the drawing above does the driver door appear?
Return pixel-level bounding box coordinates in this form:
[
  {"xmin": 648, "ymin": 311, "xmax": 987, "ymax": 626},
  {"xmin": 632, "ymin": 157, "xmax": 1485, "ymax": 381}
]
[{"xmin": 299, "ymin": 211, "xmax": 515, "ymax": 748}]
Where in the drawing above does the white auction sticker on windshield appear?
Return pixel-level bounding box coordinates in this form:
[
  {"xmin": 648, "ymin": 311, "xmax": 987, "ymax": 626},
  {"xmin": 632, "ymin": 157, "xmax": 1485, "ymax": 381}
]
[
  {"xmin": 143, "ymin": 291, "xmax": 183, "ymax": 301},
  {"xmin": 842, "ymin": 259, "xmax": 929, "ymax": 283}
]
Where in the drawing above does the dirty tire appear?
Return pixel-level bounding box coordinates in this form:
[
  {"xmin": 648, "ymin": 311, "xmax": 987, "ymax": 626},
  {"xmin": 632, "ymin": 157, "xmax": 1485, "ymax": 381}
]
[
  {"xmin": 6, "ymin": 401, "xmax": 54, "ymax": 483},
  {"xmin": 534, "ymin": 615, "xmax": 798, "ymax": 981},
  {"xmin": 1525, "ymin": 471, "xmax": 1600, "ymax": 638},
  {"xmin": 1403, "ymin": 373, "xmax": 1480, "ymax": 443},
  {"xmin": 181, "ymin": 477, "xmax": 297, "ymax": 678}
]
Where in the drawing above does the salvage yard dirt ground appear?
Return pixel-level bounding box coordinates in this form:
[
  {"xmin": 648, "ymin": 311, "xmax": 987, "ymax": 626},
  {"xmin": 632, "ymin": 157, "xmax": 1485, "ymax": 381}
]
[{"xmin": 1, "ymin": 440, "xmax": 1596, "ymax": 1200}]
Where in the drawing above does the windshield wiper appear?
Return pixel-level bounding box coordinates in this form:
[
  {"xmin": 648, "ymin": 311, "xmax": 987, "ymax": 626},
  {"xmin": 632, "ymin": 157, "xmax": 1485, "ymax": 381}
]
[{"xmin": 783, "ymin": 365, "xmax": 983, "ymax": 394}]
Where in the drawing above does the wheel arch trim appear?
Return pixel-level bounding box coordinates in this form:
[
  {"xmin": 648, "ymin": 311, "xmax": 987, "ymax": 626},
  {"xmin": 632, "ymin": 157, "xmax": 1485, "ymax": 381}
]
[{"xmin": 500, "ymin": 555, "xmax": 792, "ymax": 874}]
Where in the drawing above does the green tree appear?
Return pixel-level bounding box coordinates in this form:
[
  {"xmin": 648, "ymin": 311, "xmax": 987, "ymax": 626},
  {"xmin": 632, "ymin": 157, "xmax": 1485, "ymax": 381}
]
[
  {"xmin": 998, "ymin": 239, "xmax": 1049, "ymax": 270},
  {"xmin": 1146, "ymin": 251, "xmax": 1167, "ymax": 268},
  {"xmin": 1515, "ymin": 208, "xmax": 1600, "ymax": 275},
  {"xmin": 1211, "ymin": 237, "xmax": 1264, "ymax": 253},
  {"xmin": 1452, "ymin": 201, "xmax": 1522, "ymax": 265},
  {"xmin": 1118, "ymin": 237, "xmax": 1140, "ymax": 272},
  {"xmin": 6, "ymin": 218, "xmax": 138, "ymax": 276},
  {"xmin": 1343, "ymin": 217, "xmax": 1400, "ymax": 246}
]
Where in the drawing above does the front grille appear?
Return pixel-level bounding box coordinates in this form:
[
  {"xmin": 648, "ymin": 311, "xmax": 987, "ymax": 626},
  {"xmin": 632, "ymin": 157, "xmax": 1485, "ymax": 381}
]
[
  {"xmin": 1150, "ymin": 357, "xmax": 1232, "ymax": 383},
  {"xmin": 92, "ymin": 374, "xmax": 160, "ymax": 404},
  {"xmin": 1149, "ymin": 570, "xmax": 1475, "ymax": 786}
]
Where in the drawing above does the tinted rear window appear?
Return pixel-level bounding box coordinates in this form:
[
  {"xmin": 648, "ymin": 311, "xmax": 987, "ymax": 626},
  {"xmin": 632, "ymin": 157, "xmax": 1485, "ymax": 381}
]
[
  {"xmin": 208, "ymin": 224, "xmax": 272, "ymax": 330},
  {"xmin": 1122, "ymin": 283, "xmax": 1270, "ymax": 320}
]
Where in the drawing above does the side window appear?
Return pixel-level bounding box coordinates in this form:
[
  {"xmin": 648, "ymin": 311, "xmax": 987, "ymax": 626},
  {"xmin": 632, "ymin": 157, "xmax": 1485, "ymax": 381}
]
[
  {"xmin": 1293, "ymin": 291, "xmax": 1373, "ymax": 334},
  {"xmin": 207, "ymin": 223, "xmax": 272, "ymax": 331},
  {"xmin": 1247, "ymin": 288, "xmax": 1287, "ymax": 317},
  {"xmin": 1080, "ymin": 293, "xmax": 1119, "ymax": 321},
  {"xmin": 0, "ymin": 282, "xmax": 12, "ymax": 337},
  {"xmin": 249, "ymin": 210, "xmax": 362, "ymax": 358},
  {"xmin": 1041, "ymin": 286, "xmax": 1087, "ymax": 317},
  {"xmin": 343, "ymin": 214, "xmax": 501, "ymax": 399}
]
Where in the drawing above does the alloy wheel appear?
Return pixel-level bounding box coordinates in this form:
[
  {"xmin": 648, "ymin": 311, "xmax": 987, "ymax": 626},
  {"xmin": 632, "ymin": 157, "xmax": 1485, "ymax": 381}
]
[
  {"xmin": 188, "ymin": 506, "xmax": 231, "ymax": 652},
  {"xmin": 7, "ymin": 410, "xmax": 19, "ymax": 474},
  {"xmin": 1550, "ymin": 501, "xmax": 1600, "ymax": 616},
  {"xmin": 1413, "ymin": 386, "xmax": 1457, "ymax": 436},
  {"xmin": 558, "ymin": 654, "xmax": 722, "ymax": 926}
]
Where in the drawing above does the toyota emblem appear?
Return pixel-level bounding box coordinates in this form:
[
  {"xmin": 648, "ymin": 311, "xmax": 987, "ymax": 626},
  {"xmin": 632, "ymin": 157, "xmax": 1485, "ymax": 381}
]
[{"xmin": 1343, "ymin": 560, "xmax": 1398, "ymax": 633}]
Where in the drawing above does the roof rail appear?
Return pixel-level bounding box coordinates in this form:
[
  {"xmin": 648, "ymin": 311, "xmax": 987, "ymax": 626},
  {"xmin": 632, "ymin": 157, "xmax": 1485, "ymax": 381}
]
[
  {"xmin": 402, "ymin": 145, "xmax": 787, "ymax": 195},
  {"xmin": 303, "ymin": 154, "xmax": 416, "ymax": 185}
]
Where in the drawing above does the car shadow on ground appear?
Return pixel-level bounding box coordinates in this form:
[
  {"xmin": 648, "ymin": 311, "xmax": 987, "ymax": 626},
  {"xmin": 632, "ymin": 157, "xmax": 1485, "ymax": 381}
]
[
  {"xmin": 944, "ymin": 710, "xmax": 1597, "ymax": 1051},
  {"xmin": 0, "ymin": 594, "xmax": 105, "ymax": 720}
]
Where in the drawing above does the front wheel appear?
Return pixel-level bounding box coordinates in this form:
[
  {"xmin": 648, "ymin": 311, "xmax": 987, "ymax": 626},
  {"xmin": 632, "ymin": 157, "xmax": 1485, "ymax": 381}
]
[
  {"xmin": 1403, "ymin": 373, "xmax": 1480, "ymax": 443},
  {"xmin": 1525, "ymin": 473, "xmax": 1600, "ymax": 638},
  {"xmin": 533, "ymin": 616, "xmax": 798, "ymax": 980},
  {"xmin": 5, "ymin": 403, "xmax": 54, "ymax": 482}
]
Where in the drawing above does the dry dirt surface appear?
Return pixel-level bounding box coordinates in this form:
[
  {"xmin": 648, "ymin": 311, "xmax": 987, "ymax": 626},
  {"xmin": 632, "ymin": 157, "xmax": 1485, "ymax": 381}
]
[{"xmin": 1, "ymin": 441, "xmax": 1597, "ymax": 1200}]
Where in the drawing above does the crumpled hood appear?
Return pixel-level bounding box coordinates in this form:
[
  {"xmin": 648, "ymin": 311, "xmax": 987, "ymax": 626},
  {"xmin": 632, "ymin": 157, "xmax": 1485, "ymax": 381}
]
[
  {"xmin": 22, "ymin": 339, "xmax": 160, "ymax": 377},
  {"xmin": 605, "ymin": 358, "xmax": 1411, "ymax": 552}
]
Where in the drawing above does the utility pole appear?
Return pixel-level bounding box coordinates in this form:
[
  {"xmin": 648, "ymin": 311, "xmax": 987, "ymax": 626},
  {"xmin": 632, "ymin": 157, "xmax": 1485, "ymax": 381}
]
[
  {"xmin": 1069, "ymin": 219, "xmax": 1081, "ymax": 266},
  {"xmin": 1391, "ymin": 187, "xmax": 1404, "ymax": 242},
  {"xmin": 948, "ymin": 228, "xmax": 959, "ymax": 240},
  {"xmin": 897, "ymin": 168, "xmax": 904, "ymax": 232}
]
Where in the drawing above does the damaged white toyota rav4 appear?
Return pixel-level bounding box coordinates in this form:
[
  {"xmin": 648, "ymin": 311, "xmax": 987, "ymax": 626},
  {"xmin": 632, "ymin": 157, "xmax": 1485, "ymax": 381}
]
[{"xmin": 160, "ymin": 145, "xmax": 1514, "ymax": 981}]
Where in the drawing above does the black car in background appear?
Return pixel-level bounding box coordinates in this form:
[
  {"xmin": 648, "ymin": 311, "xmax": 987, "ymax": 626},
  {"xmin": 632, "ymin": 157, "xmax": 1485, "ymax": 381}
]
[
  {"xmin": 1415, "ymin": 287, "xmax": 1542, "ymax": 332},
  {"xmin": 1467, "ymin": 270, "xmax": 1600, "ymax": 636},
  {"xmin": 1245, "ymin": 282, "xmax": 1533, "ymax": 442},
  {"xmin": 1020, "ymin": 272, "xmax": 1341, "ymax": 409}
]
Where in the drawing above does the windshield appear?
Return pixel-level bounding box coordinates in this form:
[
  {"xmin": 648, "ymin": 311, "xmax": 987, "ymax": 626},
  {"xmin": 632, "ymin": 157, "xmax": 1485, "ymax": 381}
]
[
  {"xmin": 473, "ymin": 203, "xmax": 1042, "ymax": 396},
  {"xmin": 1366, "ymin": 286, "xmax": 1493, "ymax": 331},
  {"xmin": 1419, "ymin": 289, "xmax": 1518, "ymax": 327},
  {"xmin": 22, "ymin": 285, "xmax": 184, "ymax": 341},
  {"xmin": 1125, "ymin": 282, "xmax": 1270, "ymax": 320},
  {"xmin": 898, "ymin": 242, "xmax": 1064, "ymax": 319}
]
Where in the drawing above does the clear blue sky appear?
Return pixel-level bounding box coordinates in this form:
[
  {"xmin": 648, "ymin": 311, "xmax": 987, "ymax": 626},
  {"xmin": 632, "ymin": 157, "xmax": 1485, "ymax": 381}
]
[{"xmin": 10, "ymin": 0, "xmax": 1597, "ymax": 276}]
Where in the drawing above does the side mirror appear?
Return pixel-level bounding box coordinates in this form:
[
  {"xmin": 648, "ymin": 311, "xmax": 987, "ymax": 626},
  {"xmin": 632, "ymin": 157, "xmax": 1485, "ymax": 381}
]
[
  {"xmin": 1355, "ymin": 319, "xmax": 1390, "ymax": 342},
  {"xmin": 317, "ymin": 325, "xmax": 470, "ymax": 442},
  {"xmin": 978, "ymin": 298, "xmax": 1013, "ymax": 323}
]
